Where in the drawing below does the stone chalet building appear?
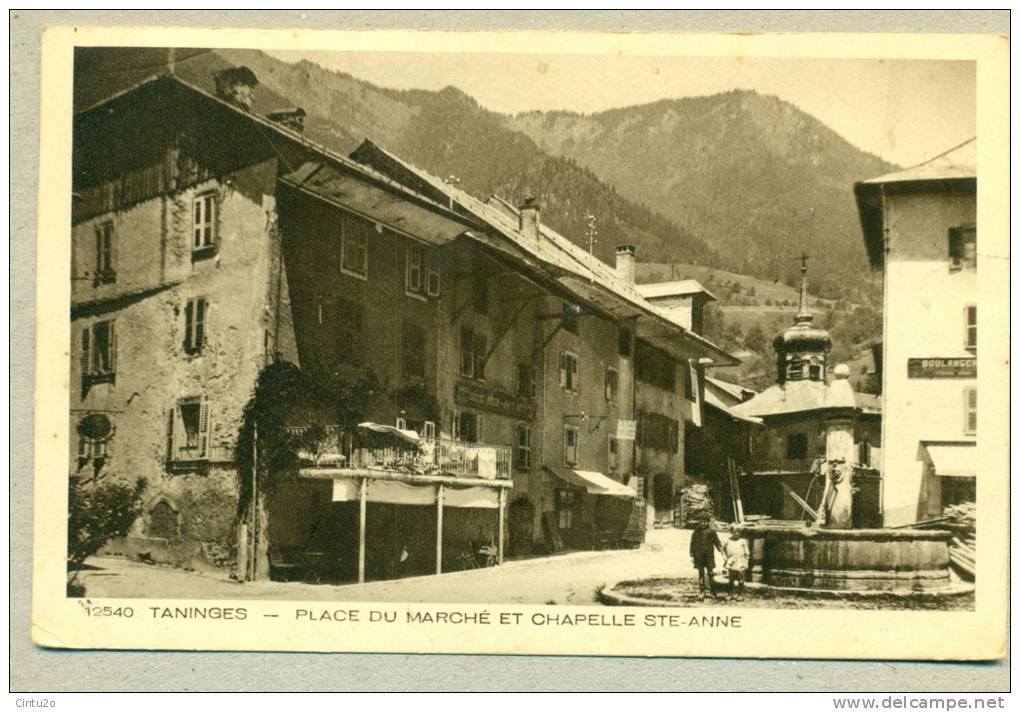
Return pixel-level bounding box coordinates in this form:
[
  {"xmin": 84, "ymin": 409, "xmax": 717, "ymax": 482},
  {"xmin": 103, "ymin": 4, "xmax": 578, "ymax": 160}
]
[{"xmin": 70, "ymin": 62, "xmax": 736, "ymax": 582}]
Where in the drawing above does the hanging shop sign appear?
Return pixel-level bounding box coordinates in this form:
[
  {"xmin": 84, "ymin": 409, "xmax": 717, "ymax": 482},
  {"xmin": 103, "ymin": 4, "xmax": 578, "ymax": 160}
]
[
  {"xmin": 907, "ymin": 358, "xmax": 976, "ymax": 379},
  {"xmin": 615, "ymin": 419, "xmax": 637, "ymax": 441}
]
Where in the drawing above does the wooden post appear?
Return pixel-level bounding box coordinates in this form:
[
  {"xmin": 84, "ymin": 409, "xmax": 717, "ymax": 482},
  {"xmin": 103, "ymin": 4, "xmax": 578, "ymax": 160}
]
[
  {"xmin": 435, "ymin": 483, "xmax": 444, "ymax": 575},
  {"xmin": 497, "ymin": 488, "xmax": 506, "ymax": 565},
  {"xmin": 358, "ymin": 477, "xmax": 367, "ymax": 583}
]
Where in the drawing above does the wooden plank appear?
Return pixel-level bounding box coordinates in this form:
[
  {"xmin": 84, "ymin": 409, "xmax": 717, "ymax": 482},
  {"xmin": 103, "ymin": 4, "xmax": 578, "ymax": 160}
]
[{"xmin": 782, "ymin": 481, "xmax": 819, "ymax": 522}]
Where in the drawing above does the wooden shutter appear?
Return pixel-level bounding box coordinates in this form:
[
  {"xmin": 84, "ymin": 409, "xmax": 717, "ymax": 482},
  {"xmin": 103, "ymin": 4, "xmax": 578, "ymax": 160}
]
[
  {"xmin": 570, "ymin": 354, "xmax": 578, "ymax": 391},
  {"xmin": 559, "ymin": 353, "xmax": 567, "ymax": 388},
  {"xmin": 80, "ymin": 327, "xmax": 91, "ymax": 376},
  {"xmin": 195, "ymin": 298, "xmax": 206, "ymax": 350},
  {"xmin": 426, "ymin": 260, "xmax": 440, "ymax": 297},
  {"xmin": 198, "ymin": 400, "xmax": 211, "ymax": 459},
  {"xmin": 108, "ymin": 322, "xmax": 117, "ymax": 375},
  {"xmin": 184, "ymin": 300, "xmax": 194, "ymax": 352}
]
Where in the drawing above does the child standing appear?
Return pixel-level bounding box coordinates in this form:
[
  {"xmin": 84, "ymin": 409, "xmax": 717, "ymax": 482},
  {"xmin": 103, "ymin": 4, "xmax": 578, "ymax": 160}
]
[
  {"xmin": 689, "ymin": 518, "xmax": 722, "ymax": 600},
  {"xmin": 722, "ymin": 524, "xmax": 750, "ymax": 601}
]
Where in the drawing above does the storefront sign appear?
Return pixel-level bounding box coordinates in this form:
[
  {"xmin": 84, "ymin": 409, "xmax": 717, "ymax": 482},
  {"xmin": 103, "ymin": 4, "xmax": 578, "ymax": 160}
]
[
  {"xmin": 455, "ymin": 381, "xmax": 536, "ymax": 420},
  {"xmin": 907, "ymin": 358, "xmax": 976, "ymax": 379},
  {"xmin": 616, "ymin": 419, "xmax": 637, "ymax": 441}
]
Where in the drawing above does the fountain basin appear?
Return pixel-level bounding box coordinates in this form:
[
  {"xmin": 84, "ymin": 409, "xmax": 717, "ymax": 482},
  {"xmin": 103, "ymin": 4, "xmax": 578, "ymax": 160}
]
[{"xmin": 744, "ymin": 526, "xmax": 953, "ymax": 593}]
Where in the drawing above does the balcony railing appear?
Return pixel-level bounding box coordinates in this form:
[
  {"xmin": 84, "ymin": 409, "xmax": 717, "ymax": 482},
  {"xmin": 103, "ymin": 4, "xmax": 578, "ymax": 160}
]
[{"xmin": 288, "ymin": 426, "xmax": 512, "ymax": 481}]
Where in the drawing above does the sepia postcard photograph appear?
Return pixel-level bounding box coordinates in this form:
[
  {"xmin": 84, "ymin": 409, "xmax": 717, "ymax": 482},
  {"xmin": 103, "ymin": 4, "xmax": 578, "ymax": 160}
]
[{"xmin": 29, "ymin": 22, "xmax": 1009, "ymax": 662}]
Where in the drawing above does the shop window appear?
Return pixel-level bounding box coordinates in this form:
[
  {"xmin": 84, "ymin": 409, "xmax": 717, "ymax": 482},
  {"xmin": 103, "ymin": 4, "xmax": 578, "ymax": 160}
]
[
  {"xmin": 787, "ymin": 432, "xmax": 808, "ymax": 460},
  {"xmin": 94, "ymin": 221, "xmax": 116, "ymax": 284},
  {"xmin": 563, "ymin": 425, "xmax": 579, "ymax": 466},
  {"xmin": 459, "ymin": 326, "xmax": 487, "ymax": 380},
  {"xmin": 192, "ymin": 193, "xmax": 216, "ymax": 255},
  {"xmin": 340, "ymin": 220, "xmax": 368, "ymax": 279},
  {"xmin": 555, "ymin": 489, "xmax": 576, "ymax": 529},
  {"xmin": 170, "ymin": 397, "xmax": 212, "ymax": 461},
  {"xmin": 402, "ymin": 321, "xmax": 426, "ymax": 380},
  {"xmin": 517, "ymin": 363, "xmax": 536, "ymax": 398},
  {"xmin": 948, "ymin": 225, "xmax": 977, "ymax": 271},
  {"xmin": 81, "ymin": 320, "xmax": 117, "ymax": 389},
  {"xmin": 965, "ymin": 305, "xmax": 977, "ymax": 353},
  {"xmin": 516, "ymin": 426, "xmax": 532, "ymax": 469},
  {"xmin": 559, "ymin": 352, "xmax": 579, "ymax": 393},
  {"xmin": 605, "ymin": 366, "xmax": 619, "ymax": 403},
  {"xmin": 184, "ymin": 297, "xmax": 207, "ymax": 354},
  {"xmin": 964, "ymin": 387, "xmax": 977, "ymax": 435}
]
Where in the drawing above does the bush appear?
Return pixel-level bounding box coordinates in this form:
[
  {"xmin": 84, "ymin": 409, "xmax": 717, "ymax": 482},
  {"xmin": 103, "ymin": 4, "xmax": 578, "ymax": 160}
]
[{"xmin": 67, "ymin": 474, "xmax": 146, "ymax": 594}]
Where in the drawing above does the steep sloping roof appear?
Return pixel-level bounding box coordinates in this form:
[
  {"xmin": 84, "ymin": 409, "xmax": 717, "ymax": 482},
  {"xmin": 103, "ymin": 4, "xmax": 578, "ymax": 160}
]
[
  {"xmin": 704, "ymin": 388, "xmax": 762, "ymax": 425},
  {"xmin": 854, "ymin": 138, "xmax": 977, "ymax": 269},
  {"xmin": 705, "ymin": 376, "xmax": 756, "ymax": 403}
]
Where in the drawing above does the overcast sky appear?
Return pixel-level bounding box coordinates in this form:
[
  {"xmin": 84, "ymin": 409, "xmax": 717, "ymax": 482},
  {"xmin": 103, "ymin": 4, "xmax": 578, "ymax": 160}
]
[{"xmin": 269, "ymin": 50, "xmax": 975, "ymax": 168}]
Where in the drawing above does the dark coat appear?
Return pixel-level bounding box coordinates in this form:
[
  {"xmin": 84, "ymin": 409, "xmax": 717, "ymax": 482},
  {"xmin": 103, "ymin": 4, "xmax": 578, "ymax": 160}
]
[{"xmin": 689, "ymin": 527, "xmax": 722, "ymax": 569}]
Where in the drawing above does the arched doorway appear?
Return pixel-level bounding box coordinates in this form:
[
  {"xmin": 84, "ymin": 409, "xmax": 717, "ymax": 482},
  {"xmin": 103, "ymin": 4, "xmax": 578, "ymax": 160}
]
[{"xmin": 507, "ymin": 497, "xmax": 535, "ymax": 557}]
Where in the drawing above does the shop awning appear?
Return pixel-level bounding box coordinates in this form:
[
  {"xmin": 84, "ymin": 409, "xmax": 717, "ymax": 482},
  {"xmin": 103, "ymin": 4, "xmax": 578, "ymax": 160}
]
[
  {"xmin": 331, "ymin": 477, "xmax": 500, "ymax": 508},
  {"xmin": 547, "ymin": 467, "xmax": 636, "ymax": 498},
  {"xmin": 925, "ymin": 443, "xmax": 977, "ymax": 478},
  {"xmin": 357, "ymin": 422, "xmax": 420, "ymax": 444}
]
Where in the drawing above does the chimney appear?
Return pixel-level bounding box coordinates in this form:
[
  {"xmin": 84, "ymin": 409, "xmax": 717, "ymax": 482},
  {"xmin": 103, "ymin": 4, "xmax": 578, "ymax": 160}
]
[
  {"xmin": 213, "ymin": 67, "xmax": 259, "ymax": 111},
  {"xmin": 267, "ymin": 107, "xmax": 307, "ymax": 133},
  {"xmin": 616, "ymin": 244, "xmax": 637, "ymax": 284},
  {"xmin": 518, "ymin": 197, "xmax": 540, "ymax": 245}
]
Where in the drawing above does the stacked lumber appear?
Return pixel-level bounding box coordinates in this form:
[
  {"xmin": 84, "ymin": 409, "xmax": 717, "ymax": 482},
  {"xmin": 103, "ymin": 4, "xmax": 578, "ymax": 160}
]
[
  {"xmin": 679, "ymin": 484, "xmax": 714, "ymax": 528},
  {"xmin": 944, "ymin": 502, "xmax": 976, "ymax": 580}
]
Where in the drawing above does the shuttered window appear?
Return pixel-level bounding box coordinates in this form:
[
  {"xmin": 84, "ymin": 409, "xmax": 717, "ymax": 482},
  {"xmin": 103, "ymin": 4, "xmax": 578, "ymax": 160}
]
[
  {"xmin": 559, "ymin": 352, "xmax": 579, "ymax": 393},
  {"xmin": 169, "ymin": 397, "xmax": 212, "ymax": 462},
  {"xmin": 965, "ymin": 305, "xmax": 977, "ymax": 353},
  {"xmin": 184, "ymin": 297, "xmax": 207, "ymax": 354},
  {"xmin": 193, "ymin": 193, "xmax": 216, "ymax": 251},
  {"xmin": 964, "ymin": 387, "xmax": 977, "ymax": 435},
  {"xmin": 80, "ymin": 320, "xmax": 117, "ymax": 391},
  {"xmin": 95, "ymin": 221, "xmax": 116, "ymax": 284}
]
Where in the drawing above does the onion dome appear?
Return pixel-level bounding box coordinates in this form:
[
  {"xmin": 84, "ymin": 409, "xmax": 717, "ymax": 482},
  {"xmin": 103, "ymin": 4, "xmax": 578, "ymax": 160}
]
[{"xmin": 773, "ymin": 256, "xmax": 831, "ymax": 384}]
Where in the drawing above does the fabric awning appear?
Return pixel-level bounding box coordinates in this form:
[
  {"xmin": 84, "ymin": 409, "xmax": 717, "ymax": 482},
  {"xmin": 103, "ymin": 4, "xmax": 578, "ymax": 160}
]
[
  {"xmin": 357, "ymin": 422, "xmax": 420, "ymax": 444},
  {"xmin": 547, "ymin": 467, "xmax": 636, "ymax": 498},
  {"xmin": 332, "ymin": 478, "xmax": 500, "ymax": 508},
  {"xmin": 926, "ymin": 443, "xmax": 977, "ymax": 478}
]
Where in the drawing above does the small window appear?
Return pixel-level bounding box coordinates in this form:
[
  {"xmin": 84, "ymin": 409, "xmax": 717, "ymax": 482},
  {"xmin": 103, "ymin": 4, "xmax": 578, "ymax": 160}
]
[
  {"xmin": 81, "ymin": 320, "xmax": 117, "ymax": 387},
  {"xmin": 808, "ymin": 364, "xmax": 822, "ymax": 381},
  {"xmin": 788, "ymin": 358, "xmax": 804, "ymax": 381},
  {"xmin": 184, "ymin": 297, "xmax": 207, "ymax": 354},
  {"xmin": 402, "ymin": 321, "xmax": 426, "ymax": 380},
  {"xmin": 858, "ymin": 439, "xmax": 872, "ymax": 467},
  {"xmin": 516, "ymin": 426, "xmax": 532, "ymax": 469},
  {"xmin": 555, "ymin": 489, "xmax": 576, "ymax": 529},
  {"xmin": 608, "ymin": 435, "xmax": 619, "ymax": 472},
  {"xmin": 425, "ymin": 259, "xmax": 441, "ymax": 297},
  {"xmin": 454, "ymin": 410, "xmax": 481, "ymax": 444},
  {"xmin": 192, "ymin": 193, "xmax": 216, "ymax": 252},
  {"xmin": 340, "ymin": 221, "xmax": 369, "ymax": 279},
  {"xmin": 170, "ymin": 397, "xmax": 212, "ymax": 461},
  {"xmin": 77, "ymin": 433, "xmax": 109, "ymax": 472},
  {"xmin": 948, "ymin": 225, "xmax": 977, "ymax": 271},
  {"xmin": 559, "ymin": 352, "xmax": 579, "ymax": 393},
  {"xmin": 605, "ymin": 366, "xmax": 619, "ymax": 403},
  {"xmin": 517, "ymin": 363, "xmax": 536, "ymax": 398},
  {"xmin": 405, "ymin": 244, "xmax": 424, "ymax": 298},
  {"xmin": 964, "ymin": 387, "xmax": 977, "ymax": 435},
  {"xmin": 564, "ymin": 425, "xmax": 579, "ymax": 466},
  {"xmin": 787, "ymin": 432, "xmax": 808, "ymax": 460},
  {"xmin": 618, "ymin": 328, "xmax": 632, "ymax": 358},
  {"xmin": 965, "ymin": 305, "xmax": 977, "ymax": 353},
  {"xmin": 95, "ymin": 221, "xmax": 116, "ymax": 284},
  {"xmin": 459, "ymin": 326, "xmax": 487, "ymax": 380}
]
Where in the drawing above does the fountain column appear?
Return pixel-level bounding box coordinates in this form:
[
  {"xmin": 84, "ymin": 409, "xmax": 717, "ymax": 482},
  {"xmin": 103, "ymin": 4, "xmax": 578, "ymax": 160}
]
[{"xmin": 823, "ymin": 364, "xmax": 857, "ymax": 529}]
